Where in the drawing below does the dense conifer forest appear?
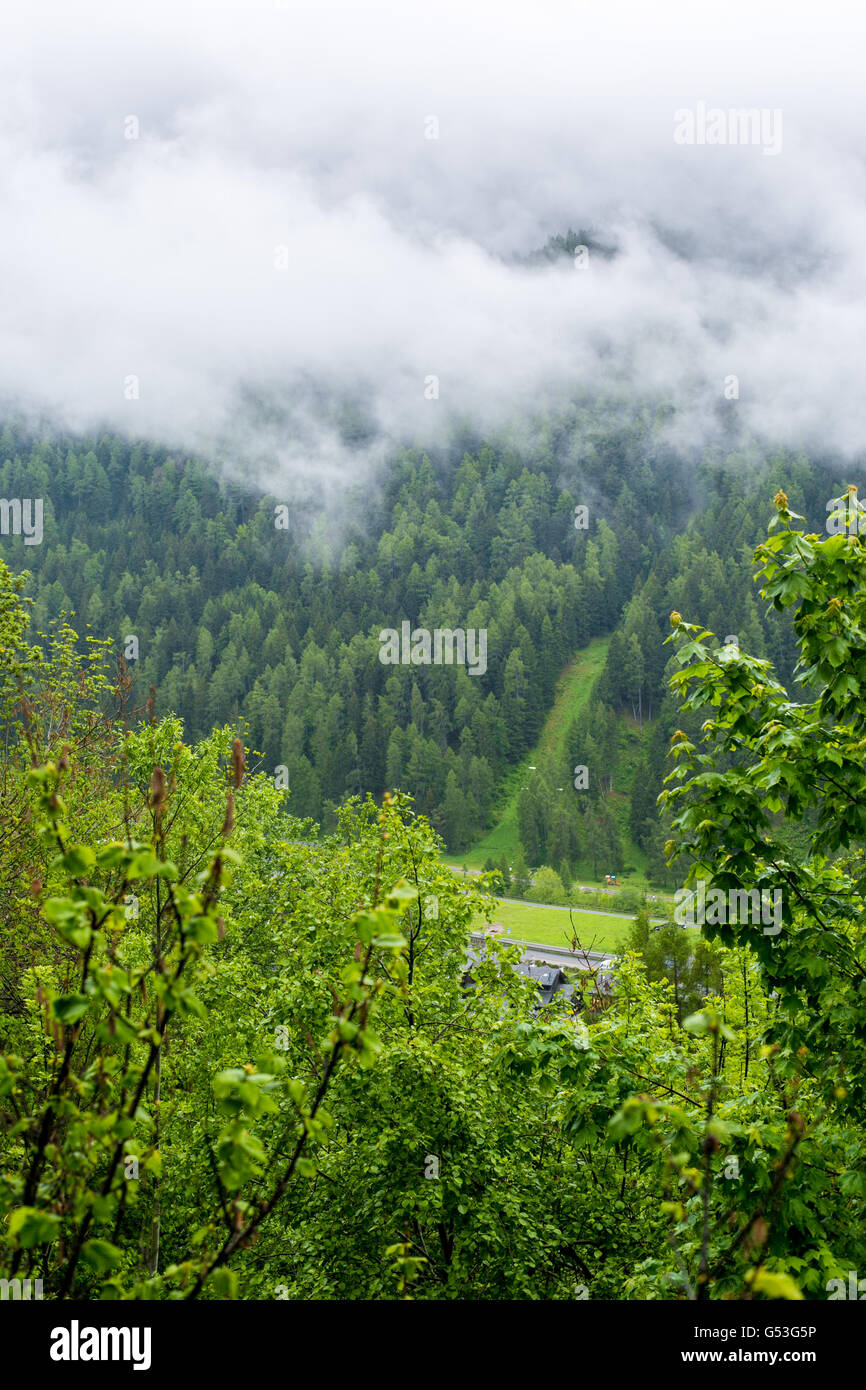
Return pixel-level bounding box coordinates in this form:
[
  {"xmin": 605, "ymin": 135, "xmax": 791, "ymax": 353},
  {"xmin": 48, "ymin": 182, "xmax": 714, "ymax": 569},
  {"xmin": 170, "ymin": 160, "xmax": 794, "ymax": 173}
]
[{"xmin": 0, "ymin": 424, "xmax": 836, "ymax": 867}]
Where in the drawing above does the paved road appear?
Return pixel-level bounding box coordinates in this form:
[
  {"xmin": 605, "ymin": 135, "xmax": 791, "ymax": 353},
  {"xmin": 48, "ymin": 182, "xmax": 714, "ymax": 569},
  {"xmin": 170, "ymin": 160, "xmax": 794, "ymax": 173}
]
[
  {"xmin": 516, "ymin": 940, "xmax": 615, "ymax": 969},
  {"xmin": 446, "ymin": 866, "xmax": 669, "ymax": 918},
  {"xmin": 491, "ymin": 895, "xmax": 666, "ymax": 923},
  {"xmin": 470, "ymin": 932, "xmax": 616, "ymax": 972}
]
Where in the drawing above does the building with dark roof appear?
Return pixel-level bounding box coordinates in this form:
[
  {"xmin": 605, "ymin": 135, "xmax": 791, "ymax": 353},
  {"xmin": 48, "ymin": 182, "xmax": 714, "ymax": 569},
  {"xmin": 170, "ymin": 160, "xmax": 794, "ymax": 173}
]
[{"xmin": 463, "ymin": 948, "xmax": 580, "ymax": 1011}]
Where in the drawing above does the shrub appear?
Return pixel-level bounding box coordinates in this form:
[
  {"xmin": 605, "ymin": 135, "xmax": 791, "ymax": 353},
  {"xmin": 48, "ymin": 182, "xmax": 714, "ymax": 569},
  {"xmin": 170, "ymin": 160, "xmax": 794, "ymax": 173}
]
[{"xmin": 528, "ymin": 865, "xmax": 567, "ymax": 906}]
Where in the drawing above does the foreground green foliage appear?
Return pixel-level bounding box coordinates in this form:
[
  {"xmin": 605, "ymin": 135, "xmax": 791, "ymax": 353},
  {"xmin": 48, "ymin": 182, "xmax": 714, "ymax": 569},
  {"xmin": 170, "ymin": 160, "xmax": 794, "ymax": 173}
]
[{"xmin": 1, "ymin": 488, "xmax": 865, "ymax": 1297}]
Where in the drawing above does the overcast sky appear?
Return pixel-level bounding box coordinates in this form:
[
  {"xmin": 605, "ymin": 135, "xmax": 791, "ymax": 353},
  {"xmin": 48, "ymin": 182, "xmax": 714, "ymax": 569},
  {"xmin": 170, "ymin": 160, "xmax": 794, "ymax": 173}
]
[{"xmin": 1, "ymin": 0, "xmax": 865, "ymax": 490}]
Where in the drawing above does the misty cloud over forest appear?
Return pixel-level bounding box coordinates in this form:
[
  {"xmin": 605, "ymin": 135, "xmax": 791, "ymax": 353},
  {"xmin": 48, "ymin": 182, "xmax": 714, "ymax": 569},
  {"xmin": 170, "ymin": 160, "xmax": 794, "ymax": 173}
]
[{"xmin": 1, "ymin": 0, "xmax": 865, "ymax": 492}]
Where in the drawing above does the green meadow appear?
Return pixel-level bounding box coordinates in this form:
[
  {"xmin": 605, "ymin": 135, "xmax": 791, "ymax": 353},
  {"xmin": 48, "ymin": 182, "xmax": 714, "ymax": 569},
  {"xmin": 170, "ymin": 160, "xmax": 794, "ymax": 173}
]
[{"xmin": 473, "ymin": 897, "xmax": 632, "ymax": 954}]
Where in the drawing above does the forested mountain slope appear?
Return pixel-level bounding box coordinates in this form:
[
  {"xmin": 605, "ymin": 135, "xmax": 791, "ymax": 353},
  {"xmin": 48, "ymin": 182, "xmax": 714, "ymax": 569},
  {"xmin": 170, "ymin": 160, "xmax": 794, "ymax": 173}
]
[{"xmin": 0, "ymin": 421, "xmax": 845, "ymax": 856}]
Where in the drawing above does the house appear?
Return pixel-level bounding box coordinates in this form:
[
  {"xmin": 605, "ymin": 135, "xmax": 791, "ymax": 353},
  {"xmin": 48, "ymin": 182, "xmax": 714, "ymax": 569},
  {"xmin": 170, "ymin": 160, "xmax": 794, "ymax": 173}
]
[
  {"xmin": 462, "ymin": 948, "xmax": 580, "ymax": 1011},
  {"xmin": 513, "ymin": 959, "xmax": 572, "ymax": 1007}
]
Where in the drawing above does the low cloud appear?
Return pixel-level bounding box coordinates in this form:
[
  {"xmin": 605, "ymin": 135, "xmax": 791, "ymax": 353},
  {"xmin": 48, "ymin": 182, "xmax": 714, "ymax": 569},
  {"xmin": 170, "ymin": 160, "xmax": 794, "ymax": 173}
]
[{"xmin": 1, "ymin": 0, "xmax": 865, "ymax": 494}]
